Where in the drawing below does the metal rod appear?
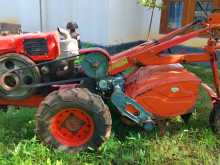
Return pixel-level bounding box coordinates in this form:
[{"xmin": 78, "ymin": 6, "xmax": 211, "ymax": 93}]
[
  {"xmin": 147, "ymin": 0, "xmax": 156, "ymax": 40},
  {"xmin": 210, "ymin": 53, "xmax": 220, "ymax": 97},
  {"xmin": 21, "ymin": 77, "xmax": 86, "ymax": 88},
  {"xmin": 39, "ymin": 0, "xmax": 43, "ymax": 31}
]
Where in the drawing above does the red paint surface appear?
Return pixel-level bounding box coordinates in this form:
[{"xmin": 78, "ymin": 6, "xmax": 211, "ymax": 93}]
[
  {"xmin": 50, "ymin": 108, "xmax": 95, "ymax": 147},
  {"xmin": 0, "ymin": 32, "xmax": 60, "ymax": 61},
  {"xmin": 125, "ymin": 65, "xmax": 201, "ymax": 117},
  {"xmin": 0, "ymin": 95, "xmax": 44, "ymax": 107}
]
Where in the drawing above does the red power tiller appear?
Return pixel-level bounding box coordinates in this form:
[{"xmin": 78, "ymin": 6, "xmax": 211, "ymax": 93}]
[{"xmin": 0, "ymin": 3, "xmax": 220, "ymax": 153}]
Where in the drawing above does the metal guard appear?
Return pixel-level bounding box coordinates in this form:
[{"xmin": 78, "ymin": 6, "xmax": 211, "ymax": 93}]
[{"xmin": 111, "ymin": 85, "xmax": 154, "ymax": 130}]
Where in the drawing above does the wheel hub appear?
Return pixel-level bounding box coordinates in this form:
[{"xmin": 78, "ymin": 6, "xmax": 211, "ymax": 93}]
[
  {"xmin": 51, "ymin": 108, "xmax": 95, "ymax": 147},
  {"xmin": 0, "ymin": 72, "xmax": 20, "ymax": 91},
  {"xmin": 61, "ymin": 113, "xmax": 85, "ymax": 133}
]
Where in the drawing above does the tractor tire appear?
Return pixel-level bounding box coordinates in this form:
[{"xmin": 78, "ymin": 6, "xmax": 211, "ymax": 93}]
[
  {"xmin": 181, "ymin": 113, "xmax": 192, "ymax": 124},
  {"xmin": 209, "ymin": 102, "xmax": 220, "ymax": 134},
  {"xmin": 0, "ymin": 105, "xmax": 8, "ymax": 112},
  {"xmin": 36, "ymin": 88, "xmax": 112, "ymax": 153}
]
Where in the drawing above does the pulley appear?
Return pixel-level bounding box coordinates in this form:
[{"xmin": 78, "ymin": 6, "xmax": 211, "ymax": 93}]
[
  {"xmin": 81, "ymin": 53, "xmax": 108, "ymax": 79},
  {"xmin": 0, "ymin": 54, "xmax": 40, "ymax": 100}
]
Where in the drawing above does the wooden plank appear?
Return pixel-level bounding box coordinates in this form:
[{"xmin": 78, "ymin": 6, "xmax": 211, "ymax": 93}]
[
  {"xmin": 160, "ymin": 0, "xmax": 169, "ymax": 33},
  {"xmin": 213, "ymin": 0, "xmax": 220, "ymax": 8},
  {"xmin": 160, "ymin": 0, "xmax": 191, "ymax": 33},
  {"xmin": 182, "ymin": 0, "xmax": 196, "ymax": 25}
]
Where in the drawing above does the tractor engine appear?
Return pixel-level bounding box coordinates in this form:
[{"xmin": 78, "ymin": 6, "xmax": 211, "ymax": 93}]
[{"xmin": 0, "ymin": 29, "xmax": 79, "ymax": 100}]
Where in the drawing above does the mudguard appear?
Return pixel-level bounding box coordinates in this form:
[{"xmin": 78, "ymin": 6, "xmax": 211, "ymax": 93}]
[{"xmin": 125, "ymin": 64, "xmax": 201, "ymax": 117}]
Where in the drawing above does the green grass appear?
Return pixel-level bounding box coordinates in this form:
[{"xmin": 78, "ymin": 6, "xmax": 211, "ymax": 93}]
[{"xmin": 1, "ymin": 64, "xmax": 220, "ymax": 165}]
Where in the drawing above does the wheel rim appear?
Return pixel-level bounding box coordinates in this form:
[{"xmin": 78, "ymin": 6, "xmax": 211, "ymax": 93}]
[{"xmin": 50, "ymin": 108, "xmax": 95, "ymax": 147}]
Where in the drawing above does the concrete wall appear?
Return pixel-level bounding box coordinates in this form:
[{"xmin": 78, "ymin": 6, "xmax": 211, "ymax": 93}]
[
  {"xmin": 40, "ymin": 0, "xmax": 157, "ymax": 45},
  {"xmin": 40, "ymin": 0, "xmax": 109, "ymax": 45},
  {"xmin": 44, "ymin": 0, "xmax": 74, "ymax": 30},
  {"xmin": 107, "ymin": 0, "xmax": 146, "ymax": 45},
  {"xmin": 0, "ymin": 0, "xmax": 41, "ymax": 32},
  {"xmin": 0, "ymin": 0, "xmax": 162, "ymax": 46},
  {"xmin": 107, "ymin": 0, "xmax": 162, "ymax": 45},
  {"xmin": 18, "ymin": 0, "xmax": 41, "ymax": 32},
  {"xmin": 0, "ymin": 0, "xmax": 20, "ymax": 24},
  {"xmin": 72, "ymin": 0, "xmax": 109, "ymax": 45}
]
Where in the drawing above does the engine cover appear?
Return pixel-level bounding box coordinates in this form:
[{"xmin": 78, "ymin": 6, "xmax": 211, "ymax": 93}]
[
  {"xmin": 0, "ymin": 32, "xmax": 60, "ymax": 61},
  {"xmin": 125, "ymin": 64, "xmax": 201, "ymax": 117}
]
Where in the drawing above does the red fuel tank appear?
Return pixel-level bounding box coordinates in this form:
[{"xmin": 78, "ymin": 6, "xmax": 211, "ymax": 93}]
[{"xmin": 125, "ymin": 64, "xmax": 201, "ymax": 117}]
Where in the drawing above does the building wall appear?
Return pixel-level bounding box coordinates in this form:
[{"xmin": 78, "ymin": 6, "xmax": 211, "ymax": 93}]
[
  {"xmin": 0, "ymin": 0, "xmax": 162, "ymax": 46},
  {"xmin": 34, "ymin": 0, "xmax": 111, "ymax": 45},
  {"xmin": 73, "ymin": 0, "xmax": 109, "ymax": 45},
  {"xmin": 0, "ymin": 0, "xmax": 20, "ymax": 24},
  {"xmin": 18, "ymin": 0, "xmax": 41, "ymax": 32},
  {"xmin": 107, "ymin": 0, "xmax": 162, "ymax": 45},
  {"xmin": 0, "ymin": 0, "xmax": 41, "ymax": 32}
]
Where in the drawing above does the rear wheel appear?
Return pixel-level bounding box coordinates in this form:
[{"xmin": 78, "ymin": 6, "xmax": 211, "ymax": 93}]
[{"xmin": 36, "ymin": 88, "xmax": 112, "ymax": 153}]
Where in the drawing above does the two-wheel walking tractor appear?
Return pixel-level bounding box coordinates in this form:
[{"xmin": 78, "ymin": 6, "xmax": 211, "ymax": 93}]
[{"xmin": 0, "ymin": 7, "xmax": 220, "ymax": 153}]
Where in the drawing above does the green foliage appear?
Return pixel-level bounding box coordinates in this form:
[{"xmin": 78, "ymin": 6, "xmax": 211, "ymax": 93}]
[
  {"xmin": 138, "ymin": 0, "xmax": 162, "ymax": 9},
  {"xmin": 0, "ymin": 65, "xmax": 220, "ymax": 164}
]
